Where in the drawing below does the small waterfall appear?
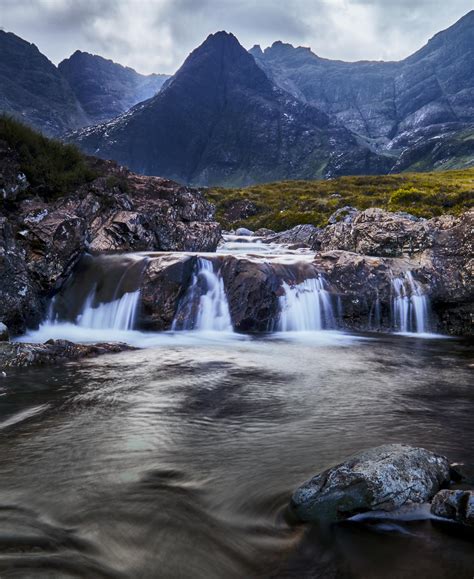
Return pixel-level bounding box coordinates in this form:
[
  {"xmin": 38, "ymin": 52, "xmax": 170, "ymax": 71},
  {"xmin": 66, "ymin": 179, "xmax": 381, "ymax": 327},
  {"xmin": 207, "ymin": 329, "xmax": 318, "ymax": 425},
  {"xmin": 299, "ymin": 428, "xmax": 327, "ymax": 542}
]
[
  {"xmin": 278, "ymin": 276, "xmax": 335, "ymax": 331},
  {"xmin": 46, "ymin": 254, "xmax": 148, "ymax": 332},
  {"xmin": 391, "ymin": 272, "xmax": 429, "ymax": 333},
  {"xmin": 172, "ymin": 258, "xmax": 233, "ymax": 332},
  {"xmin": 77, "ymin": 288, "xmax": 141, "ymax": 331}
]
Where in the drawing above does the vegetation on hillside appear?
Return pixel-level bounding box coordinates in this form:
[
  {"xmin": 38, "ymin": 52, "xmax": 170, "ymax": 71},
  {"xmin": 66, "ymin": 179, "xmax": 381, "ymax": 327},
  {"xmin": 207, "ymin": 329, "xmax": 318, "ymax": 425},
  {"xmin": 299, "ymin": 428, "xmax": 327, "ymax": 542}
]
[
  {"xmin": 0, "ymin": 115, "xmax": 97, "ymax": 200},
  {"xmin": 208, "ymin": 170, "xmax": 474, "ymax": 231}
]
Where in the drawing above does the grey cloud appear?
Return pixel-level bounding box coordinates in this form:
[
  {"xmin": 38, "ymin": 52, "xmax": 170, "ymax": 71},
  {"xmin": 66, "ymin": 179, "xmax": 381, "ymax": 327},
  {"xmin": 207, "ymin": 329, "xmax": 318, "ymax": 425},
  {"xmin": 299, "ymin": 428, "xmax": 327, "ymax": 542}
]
[{"xmin": 1, "ymin": 0, "xmax": 473, "ymax": 73}]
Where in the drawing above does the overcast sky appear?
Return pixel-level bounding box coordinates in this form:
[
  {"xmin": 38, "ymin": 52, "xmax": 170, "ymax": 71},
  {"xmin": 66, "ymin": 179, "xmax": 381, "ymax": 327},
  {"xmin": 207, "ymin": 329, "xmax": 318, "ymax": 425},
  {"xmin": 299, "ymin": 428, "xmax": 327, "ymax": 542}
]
[{"xmin": 1, "ymin": 0, "xmax": 473, "ymax": 75}]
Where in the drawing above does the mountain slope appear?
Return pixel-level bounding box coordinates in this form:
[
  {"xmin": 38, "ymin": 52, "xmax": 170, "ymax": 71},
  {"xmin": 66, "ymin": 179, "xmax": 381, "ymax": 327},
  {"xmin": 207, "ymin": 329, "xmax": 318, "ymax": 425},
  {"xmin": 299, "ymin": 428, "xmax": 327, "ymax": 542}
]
[
  {"xmin": 0, "ymin": 31, "xmax": 89, "ymax": 136},
  {"xmin": 58, "ymin": 51, "xmax": 170, "ymax": 124},
  {"xmin": 251, "ymin": 10, "xmax": 474, "ymax": 159},
  {"xmin": 69, "ymin": 32, "xmax": 388, "ymax": 186}
]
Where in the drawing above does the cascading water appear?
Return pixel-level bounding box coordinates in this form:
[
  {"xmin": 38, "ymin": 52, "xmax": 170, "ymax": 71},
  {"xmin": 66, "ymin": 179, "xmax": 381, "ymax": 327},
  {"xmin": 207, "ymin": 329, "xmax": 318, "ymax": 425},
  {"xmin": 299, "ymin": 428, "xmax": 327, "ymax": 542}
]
[
  {"xmin": 278, "ymin": 276, "xmax": 335, "ymax": 331},
  {"xmin": 43, "ymin": 253, "xmax": 148, "ymax": 335},
  {"xmin": 391, "ymin": 271, "xmax": 429, "ymax": 334},
  {"xmin": 77, "ymin": 287, "xmax": 141, "ymax": 331},
  {"xmin": 172, "ymin": 258, "xmax": 233, "ymax": 332}
]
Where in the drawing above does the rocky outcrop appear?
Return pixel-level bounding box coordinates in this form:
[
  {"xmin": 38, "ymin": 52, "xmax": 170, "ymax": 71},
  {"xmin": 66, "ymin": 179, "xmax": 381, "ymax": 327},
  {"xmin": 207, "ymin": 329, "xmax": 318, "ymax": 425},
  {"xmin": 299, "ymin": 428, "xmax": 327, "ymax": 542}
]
[
  {"xmin": 265, "ymin": 224, "xmax": 321, "ymax": 247},
  {"xmin": 0, "ymin": 340, "xmax": 132, "ymax": 370},
  {"xmin": 290, "ymin": 444, "xmax": 450, "ymax": 522},
  {"xmin": 0, "ymin": 153, "xmax": 220, "ymax": 334},
  {"xmin": 431, "ymin": 489, "xmax": 474, "ymax": 527},
  {"xmin": 0, "ymin": 322, "xmax": 8, "ymax": 341}
]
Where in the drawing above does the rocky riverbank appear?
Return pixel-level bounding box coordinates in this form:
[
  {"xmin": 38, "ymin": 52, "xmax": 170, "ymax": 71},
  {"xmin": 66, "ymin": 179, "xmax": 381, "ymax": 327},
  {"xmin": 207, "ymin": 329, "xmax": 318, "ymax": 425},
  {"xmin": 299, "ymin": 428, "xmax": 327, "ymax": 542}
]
[
  {"xmin": 289, "ymin": 444, "xmax": 474, "ymax": 528},
  {"xmin": 0, "ymin": 143, "xmax": 220, "ymax": 334}
]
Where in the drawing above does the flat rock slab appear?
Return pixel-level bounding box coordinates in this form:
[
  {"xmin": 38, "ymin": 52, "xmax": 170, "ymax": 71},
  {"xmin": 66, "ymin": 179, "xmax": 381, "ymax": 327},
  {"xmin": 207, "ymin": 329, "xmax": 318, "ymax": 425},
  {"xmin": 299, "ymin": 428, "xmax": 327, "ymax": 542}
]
[
  {"xmin": 291, "ymin": 444, "xmax": 450, "ymax": 522},
  {"xmin": 0, "ymin": 340, "xmax": 133, "ymax": 371}
]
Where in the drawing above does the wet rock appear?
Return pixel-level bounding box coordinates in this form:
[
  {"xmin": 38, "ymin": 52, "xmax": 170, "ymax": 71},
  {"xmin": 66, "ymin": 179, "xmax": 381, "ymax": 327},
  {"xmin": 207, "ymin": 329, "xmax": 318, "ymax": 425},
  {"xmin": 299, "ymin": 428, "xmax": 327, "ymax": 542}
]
[
  {"xmin": 265, "ymin": 224, "xmax": 321, "ymax": 246},
  {"xmin": 327, "ymin": 206, "xmax": 359, "ymax": 225},
  {"xmin": 254, "ymin": 227, "xmax": 275, "ymax": 237},
  {"xmin": 0, "ymin": 154, "xmax": 221, "ymax": 334},
  {"xmin": 318, "ymin": 208, "xmax": 432, "ymax": 257},
  {"xmin": 450, "ymin": 463, "xmax": 474, "ymax": 486},
  {"xmin": 291, "ymin": 444, "xmax": 450, "ymax": 522},
  {"xmin": 0, "ymin": 322, "xmax": 8, "ymax": 341},
  {"xmin": 0, "ymin": 340, "xmax": 133, "ymax": 370},
  {"xmin": 235, "ymin": 227, "xmax": 254, "ymax": 236},
  {"xmin": 431, "ymin": 489, "xmax": 474, "ymax": 527}
]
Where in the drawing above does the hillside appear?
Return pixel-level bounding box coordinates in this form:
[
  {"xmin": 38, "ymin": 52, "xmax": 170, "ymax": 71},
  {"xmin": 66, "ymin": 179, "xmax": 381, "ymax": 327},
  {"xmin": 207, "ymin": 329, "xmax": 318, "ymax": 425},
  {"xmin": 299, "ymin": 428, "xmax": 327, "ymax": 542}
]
[{"xmin": 207, "ymin": 169, "xmax": 474, "ymax": 231}]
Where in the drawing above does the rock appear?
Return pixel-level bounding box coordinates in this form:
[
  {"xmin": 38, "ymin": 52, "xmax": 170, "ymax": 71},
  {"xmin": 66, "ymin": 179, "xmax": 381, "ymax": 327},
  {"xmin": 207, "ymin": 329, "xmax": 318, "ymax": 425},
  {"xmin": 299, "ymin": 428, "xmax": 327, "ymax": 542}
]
[
  {"xmin": 254, "ymin": 228, "xmax": 275, "ymax": 237},
  {"xmin": 317, "ymin": 208, "xmax": 433, "ymax": 257},
  {"xmin": 235, "ymin": 227, "xmax": 254, "ymax": 237},
  {"xmin": 431, "ymin": 489, "xmax": 474, "ymax": 527},
  {"xmin": 291, "ymin": 444, "xmax": 450, "ymax": 522},
  {"xmin": 0, "ymin": 340, "xmax": 133, "ymax": 370},
  {"xmin": 0, "ymin": 322, "xmax": 8, "ymax": 341},
  {"xmin": 0, "ymin": 151, "xmax": 221, "ymax": 334},
  {"xmin": 450, "ymin": 463, "xmax": 474, "ymax": 486},
  {"xmin": 224, "ymin": 200, "xmax": 259, "ymax": 222},
  {"xmin": 265, "ymin": 224, "xmax": 321, "ymax": 246},
  {"xmin": 327, "ymin": 206, "xmax": 359, "ymax": 225}
]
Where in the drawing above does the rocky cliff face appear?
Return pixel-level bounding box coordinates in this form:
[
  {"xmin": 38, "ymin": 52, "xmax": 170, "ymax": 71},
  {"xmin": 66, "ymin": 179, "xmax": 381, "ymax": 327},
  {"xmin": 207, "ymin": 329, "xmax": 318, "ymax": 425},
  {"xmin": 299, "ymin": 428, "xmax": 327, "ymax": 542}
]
[
  {"xmin": 0, "ymin": 31, "xmax": 89, "ymax": 136},
  {"xmin": 251, "ymin": 11, "xmax": 474, "ymax": 173},
  {"xmin": 69, "ymin": 32, "xmax": 388, "ymax": 186},
  {"xmin": 0, "ymin": 145, "xmax": 220, "ymax": 333},
  {"xmin": 58, "ymin": 51, "xmax": 170, "ymax": 124}
]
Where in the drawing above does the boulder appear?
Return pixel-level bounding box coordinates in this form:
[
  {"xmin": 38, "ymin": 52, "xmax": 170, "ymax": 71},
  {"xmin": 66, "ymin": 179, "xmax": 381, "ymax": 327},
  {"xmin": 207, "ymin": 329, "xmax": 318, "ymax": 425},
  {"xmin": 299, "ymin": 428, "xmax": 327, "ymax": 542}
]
[
  {"xmin": 0, "ymin": 322, "xmax": 8, "ymax": 341},
  {"xmin": 235, "ymin": 227, "xmax": 254, "ymax": 237},
  {"xmin": 291, "ymin": 444, "xmax": 450, "ymax": 522},
  {"xmin": 265, "ymin": 224, "xmax": 321, "ymax": 247},
  {"xmin": 327, "ymin": 206, "xmax": 359, "ymax": 225},
  {"xmin": 450, "ymin": 462, "xmax": 474, "ymax": 486},
  {"xmin": 254, "ymin": 228, "xmax": 275, "ymax": 237},
  {"xmin": 431, "ymin": 489, "xmax": 474, "ymax": 527}
]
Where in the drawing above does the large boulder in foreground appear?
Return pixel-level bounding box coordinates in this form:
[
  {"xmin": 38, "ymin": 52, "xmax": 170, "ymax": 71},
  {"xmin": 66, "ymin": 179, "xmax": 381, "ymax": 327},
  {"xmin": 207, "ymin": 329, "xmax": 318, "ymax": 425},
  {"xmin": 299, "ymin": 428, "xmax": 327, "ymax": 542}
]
[{"xmin": 291, "ymin": 444, "xmax": 450, "ymax": 522}]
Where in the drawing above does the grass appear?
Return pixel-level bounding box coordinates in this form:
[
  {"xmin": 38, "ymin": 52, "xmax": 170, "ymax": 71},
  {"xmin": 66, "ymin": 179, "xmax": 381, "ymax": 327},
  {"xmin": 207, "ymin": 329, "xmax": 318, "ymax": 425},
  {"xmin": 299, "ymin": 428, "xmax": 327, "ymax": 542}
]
[
  {"xmin": 0, "ymin": 115, "xmax": 97, "ymax": 201},
  {"xmin": 207, "ymin": 170, "xmax": 474, "ymax": 231}
]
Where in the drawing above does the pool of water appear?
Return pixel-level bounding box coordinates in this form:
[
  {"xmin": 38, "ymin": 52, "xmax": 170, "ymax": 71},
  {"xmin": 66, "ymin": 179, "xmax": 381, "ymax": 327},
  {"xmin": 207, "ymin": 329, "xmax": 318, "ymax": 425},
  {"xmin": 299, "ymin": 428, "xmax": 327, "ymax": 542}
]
[{"xmin": 0, "ymin": 332, "xmax": 473, "ymax": 578}]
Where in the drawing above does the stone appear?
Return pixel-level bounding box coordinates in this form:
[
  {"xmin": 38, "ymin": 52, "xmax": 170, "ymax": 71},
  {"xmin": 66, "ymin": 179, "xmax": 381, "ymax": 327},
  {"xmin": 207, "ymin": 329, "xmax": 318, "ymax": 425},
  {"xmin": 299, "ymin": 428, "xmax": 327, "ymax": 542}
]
[
  {"xmin": 0, "ymin": 340, "xmax": 133, "ymax": 370},
  {"xmin": 235, "ymin": 227, "xmax": 254, "ymax": 237},
  {"xmin": 265, "ymin": 224, "xmax": 321, "ymax": 246},
  {"xmin": 291, "ymin": 444, "xmax": 450, "ymax": 522},
  {"xmin": 0, "ymin": 322, "xmax": 8, "ymax": 341},
  {"xmin": 431, "ymin": 489, "xmax": 474, "ymax": 527},
  {"xmin": 450, "ymin": 463, "xmax": 474, "ymax": 486},
  {"xmin": 327, "ymin": 206, "xmax": 359, "ymax": 225},
  {"xmin": 254, "ymin": 228, "xmax": 275, "ymax": 237}
]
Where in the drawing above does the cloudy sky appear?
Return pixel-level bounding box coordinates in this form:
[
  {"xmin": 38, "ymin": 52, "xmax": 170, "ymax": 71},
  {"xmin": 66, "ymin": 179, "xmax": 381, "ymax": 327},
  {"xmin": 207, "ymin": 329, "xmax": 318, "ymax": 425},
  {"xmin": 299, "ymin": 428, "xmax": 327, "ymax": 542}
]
[{"xmin": 1, "ymin": 0, "xmax": 473, "ymax": 74}]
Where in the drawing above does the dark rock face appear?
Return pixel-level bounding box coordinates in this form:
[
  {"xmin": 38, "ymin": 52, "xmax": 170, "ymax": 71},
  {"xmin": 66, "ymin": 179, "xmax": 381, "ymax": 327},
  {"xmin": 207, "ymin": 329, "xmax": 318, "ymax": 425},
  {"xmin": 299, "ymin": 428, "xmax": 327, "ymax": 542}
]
[
  {"xmin": 431, "ymin": 489, "xmax": 474, "ymax": 527},
  {"xmin": 69, "ymin": 32, "xmax": 387, "ymax": 187},
  {"xmin": 0, "ymin": 153, "xmax": 220, "ymax": 334},
  {"xmin": 291, "ymin": 444, "xmax": 450, "ymax": 522},
  {"xmin": 0, "ymin": 340, "xmax": 132, "ymax": 370},
  {"xmin": 58, "ymin": 51, "xmax": 169, "ymax": 124},
  {"xmin": 0, "ymin": 31, "xmax": 88, "ymax": 136},
  {"xmin": 313, "ymin": 209, "xmax": 473, "ymax": 335},
  {"xmin": 252, "ymin": 12, "xmax": 474, "ymax": 172},
  {"xmin": 265, "ymin": 224, "xmax": 321, "ymax": 247}
]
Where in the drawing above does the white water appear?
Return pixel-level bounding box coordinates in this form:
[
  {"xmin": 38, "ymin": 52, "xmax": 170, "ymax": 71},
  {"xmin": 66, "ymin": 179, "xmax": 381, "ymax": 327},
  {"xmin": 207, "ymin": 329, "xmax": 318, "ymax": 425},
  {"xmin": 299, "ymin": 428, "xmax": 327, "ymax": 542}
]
[
  {"xmin": 392, "ymin": 272, "xmax": 429, "ymax": 334},
  {"xmin": 172, "ymin": 258, "xmax": 233, "ymax": 332},
  {"xmin": 278, "ymin": 277, "xmax": 335, "ymax": 331},
  {"xmin": 78, "ymin": 289, "xmax": 141, "ymax": 331}
]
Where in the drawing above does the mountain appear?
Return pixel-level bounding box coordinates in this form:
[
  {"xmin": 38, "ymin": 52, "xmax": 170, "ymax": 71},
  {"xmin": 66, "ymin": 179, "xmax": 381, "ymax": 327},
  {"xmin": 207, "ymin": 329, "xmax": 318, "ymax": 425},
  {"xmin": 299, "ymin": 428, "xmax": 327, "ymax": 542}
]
[
  {"xmin": 250, "ymin": 10, "xmax": 474, "ymax": 170},
  {"xmin": 69, "ymin": 32, "xmax": 388, "ymax": 186},
  {"xmin": 0, "ymin": 31, "xmax": 88, "ymax": 136},
  {"xmin": 58, "ymin": 51, "xmax": 170, "ymax": 124}
]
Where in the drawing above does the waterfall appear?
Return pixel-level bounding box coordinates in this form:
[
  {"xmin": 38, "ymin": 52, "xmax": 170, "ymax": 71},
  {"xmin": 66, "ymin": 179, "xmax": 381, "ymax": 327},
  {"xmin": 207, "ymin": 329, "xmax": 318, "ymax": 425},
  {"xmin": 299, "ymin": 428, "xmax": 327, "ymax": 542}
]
[
  {"xmin": 46, "ymin": 253, "xmax": 147, "ymax": 332},
  {"xmin": 391, "ymin": 272, "xmax": 429, "ymax": 333},
  {"xmin": 172, "ymin": 258, "xmax": 233, "ymax": 332},
  {"xmin": 77, "ymin": 288, "xmax": 141, "ymax": 331},
  {"xmin": 278, "ymin": 276, "xmax": 335, "ymax": 331}
]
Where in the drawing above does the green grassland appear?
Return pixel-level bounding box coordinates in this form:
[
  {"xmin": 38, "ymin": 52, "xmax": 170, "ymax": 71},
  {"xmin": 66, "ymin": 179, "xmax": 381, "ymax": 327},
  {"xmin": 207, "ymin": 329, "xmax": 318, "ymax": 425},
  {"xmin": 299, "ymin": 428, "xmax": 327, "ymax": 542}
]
[{"xmin": 207, "ymin": 170, "xmax": 474, "ymax": 231}]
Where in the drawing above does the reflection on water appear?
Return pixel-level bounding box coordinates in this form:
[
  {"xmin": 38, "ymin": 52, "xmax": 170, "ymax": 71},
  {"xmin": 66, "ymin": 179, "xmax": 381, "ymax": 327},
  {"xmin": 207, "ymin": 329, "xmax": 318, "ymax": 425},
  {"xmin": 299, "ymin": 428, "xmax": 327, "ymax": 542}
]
[{"xmin": 0, "ymin": 334, "xmax": 473, "ymax": 578}]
